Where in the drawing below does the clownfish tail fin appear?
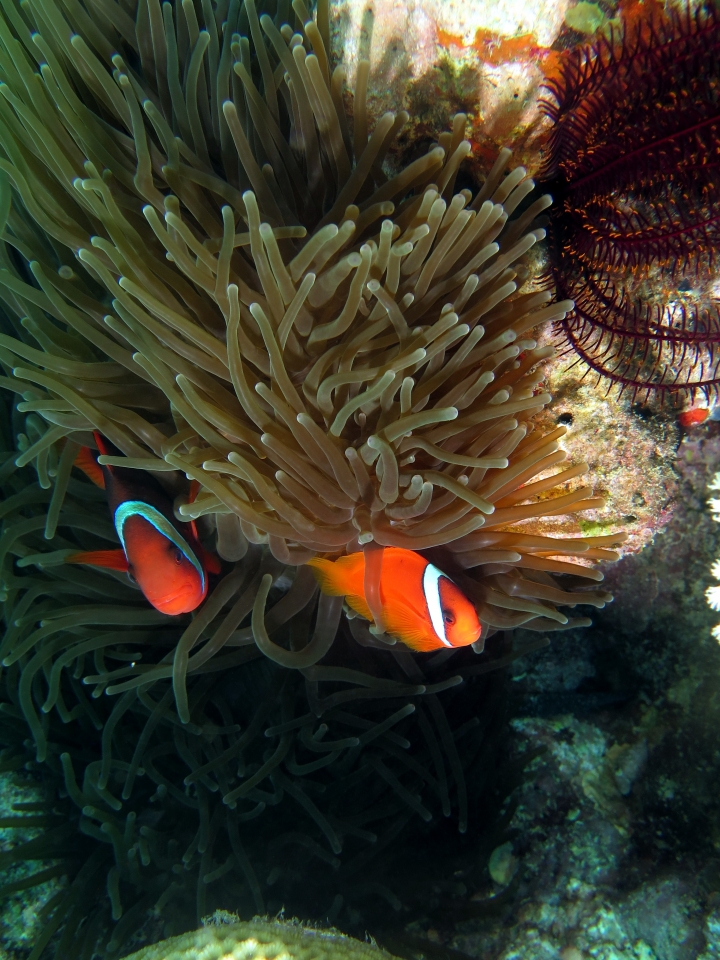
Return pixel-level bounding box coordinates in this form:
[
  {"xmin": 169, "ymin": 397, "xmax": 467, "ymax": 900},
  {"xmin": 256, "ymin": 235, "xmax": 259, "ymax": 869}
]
[
  {"xmin": 74, "ymin": 447, "xmax": 105, "ymax": 489},
  {"xmin": 65, "ymin": 549, "xmax": 128, "ymax": 572}
]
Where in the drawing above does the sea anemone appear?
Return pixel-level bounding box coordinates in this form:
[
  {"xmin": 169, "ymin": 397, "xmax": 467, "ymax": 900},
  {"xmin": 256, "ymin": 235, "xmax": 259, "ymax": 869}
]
[
  {"xmin": 0, "ymin": 0, "xmax": 625, "ymax": 955},
  {"xmin": 541, "ymin": 3, "xmax": 720, "ymax": 397},
  {"xmin": 0, "ymin": 427, "xmax": 549, "ymax": 958}
]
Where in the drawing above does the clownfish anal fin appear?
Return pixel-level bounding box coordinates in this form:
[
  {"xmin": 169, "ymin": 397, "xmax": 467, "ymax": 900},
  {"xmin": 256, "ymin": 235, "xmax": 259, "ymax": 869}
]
[
  {"xmin": 384, "ymin": 602, "xmax": 438, "ymax": 653},
  {"xmin": 65, "ymin": 549, "xmax": 128, "ymax": 572},
  {"xmin": 74, "ymin": 447, "xmax": 105, "ymax": 489}
]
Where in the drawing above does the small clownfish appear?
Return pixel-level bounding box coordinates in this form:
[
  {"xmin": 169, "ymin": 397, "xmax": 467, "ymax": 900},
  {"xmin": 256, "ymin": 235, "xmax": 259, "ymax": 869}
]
[
  {"xmin": 66, "ymin": 433, "xmax": 221, "ymax": 615},
  {"xmin": 307, "ymin": 547, "xmax": 481, "ymax": 653}
]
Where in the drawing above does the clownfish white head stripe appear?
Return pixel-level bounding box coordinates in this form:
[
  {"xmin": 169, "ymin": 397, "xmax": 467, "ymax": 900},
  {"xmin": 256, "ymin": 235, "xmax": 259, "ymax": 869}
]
[
  {"xmin": 423, "ymin": 562, "xmax": 453, "ymax": 648},
  {"xmin": 66, "ymin": 434, "xmax": 223, "ymax": 617},
  {"xmin": 114, "ymin": 500, "xmax": 206, "ymax": 593}
]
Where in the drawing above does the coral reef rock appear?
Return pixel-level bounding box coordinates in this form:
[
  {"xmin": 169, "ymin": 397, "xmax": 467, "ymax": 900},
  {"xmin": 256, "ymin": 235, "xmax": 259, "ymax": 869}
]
[
  {"xmin": 120, "ymin": 917, "xmax": 400, "ymax": 960},
  {"xmin": 534, "ymin": 335, "xmax": 680, "ymax": 556},
  {"xmin": 413, "ymin": 423, "xmax": 720, "ymax": 960}
]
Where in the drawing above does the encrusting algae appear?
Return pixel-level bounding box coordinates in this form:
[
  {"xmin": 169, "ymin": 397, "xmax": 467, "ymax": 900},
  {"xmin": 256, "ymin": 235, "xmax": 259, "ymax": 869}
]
[
  {"xmin": 0, "ymin": 0, "xmax": 626, "ymax": 955},
  {"xmin": 119, "ymin": 916, "xmax": 401, "ymax": 960}
]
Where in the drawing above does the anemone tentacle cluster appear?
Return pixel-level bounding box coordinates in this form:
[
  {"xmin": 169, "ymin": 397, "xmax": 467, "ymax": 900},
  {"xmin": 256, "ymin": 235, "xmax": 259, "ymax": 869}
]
[
  {"xmin": 0, "ymin": 0, "xmax": 619, "ymax": 637},
  {"xmin": 0, "ymin": 0, "xmax": 625, "ymax": 955}
]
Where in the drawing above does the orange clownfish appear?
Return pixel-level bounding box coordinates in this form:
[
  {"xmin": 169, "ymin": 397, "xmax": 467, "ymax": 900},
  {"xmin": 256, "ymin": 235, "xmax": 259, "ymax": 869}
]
[
  {"xmin": 307, "ymin": 547, "xmax": 482, "ymax": 652},
  {"xmin": 66, "ymin": 433, "xmax": 221, "ymax": 615}
]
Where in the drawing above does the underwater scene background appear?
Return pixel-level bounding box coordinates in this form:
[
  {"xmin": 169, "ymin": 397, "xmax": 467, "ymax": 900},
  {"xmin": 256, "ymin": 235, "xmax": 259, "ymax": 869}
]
[{"xmin": 0, "ymin": 0, "xmax": 718, "ymax": 957}]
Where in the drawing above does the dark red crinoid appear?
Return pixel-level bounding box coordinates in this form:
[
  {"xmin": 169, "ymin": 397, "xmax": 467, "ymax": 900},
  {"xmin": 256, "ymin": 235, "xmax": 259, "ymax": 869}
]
[{"xmin": 540, "ymin": 3, "xmax": 720, "ymax": 397}]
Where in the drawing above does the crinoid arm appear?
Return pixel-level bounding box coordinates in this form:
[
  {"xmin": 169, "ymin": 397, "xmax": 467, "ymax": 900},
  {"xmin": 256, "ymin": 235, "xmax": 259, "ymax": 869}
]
[{"xmin": 541, "ymin": 4, "xmax": 720, "ymax": 397}]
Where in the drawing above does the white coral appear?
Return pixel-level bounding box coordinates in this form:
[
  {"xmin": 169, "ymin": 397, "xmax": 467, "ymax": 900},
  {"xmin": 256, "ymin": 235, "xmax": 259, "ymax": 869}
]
[
  {"xmin": 707, "ymin": 471, "xmax": 720, "ymax": 640},
  {"xmin": 706, "ymin": 585, "xmax": 720, "ymax": 612},
  {"xmin": 709, "ymin": 498, "xmax": 720, "ymax": 518}
]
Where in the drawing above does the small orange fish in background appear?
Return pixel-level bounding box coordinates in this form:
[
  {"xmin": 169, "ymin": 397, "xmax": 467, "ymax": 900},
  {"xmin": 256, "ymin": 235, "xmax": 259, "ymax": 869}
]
[
  {"xmin": 677, "ymin": 406, "xmax": 711, "ymax": 428},
  {"xmin": 66, "ymin": 432, "xmax": 221, "ymax": 615},
  {"xmin": 307, "ymin": 547, "xmax": 481, "ymax": 653}
]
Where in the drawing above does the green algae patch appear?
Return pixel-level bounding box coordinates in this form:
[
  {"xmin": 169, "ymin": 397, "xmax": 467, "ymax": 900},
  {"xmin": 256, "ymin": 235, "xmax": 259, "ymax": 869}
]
[
  {"xmin": 120, "ymin": 919, "xmax": 401, "ymax": 960},
  {"xmin": 579, "ymin": 518, "xmax": 619, "ymax": 538},
  {"xmin": 488, "ymin": 841, "xmax": 518, "ymax": 887},
  {"xmin": 564, "ymin": 2, "xmax": 606, "ymax": 35}
]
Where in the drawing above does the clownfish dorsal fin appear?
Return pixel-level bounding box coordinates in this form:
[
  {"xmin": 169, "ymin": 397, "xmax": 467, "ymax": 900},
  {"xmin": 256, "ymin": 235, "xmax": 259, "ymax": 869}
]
[
  {"xmin": 383, "ymin": 601, "xmax": 438, "ymax": 653},
  {"xmin": 307, "ymin": 554, "xmax": 364, "ymax": 589},
  {"xmin": 74, "ymin": 446, "xmax": 105, "ymax": 489},
  {"xmin": 197, "ymin": 542, "xmax": 222, "ymax": 576},
  {"xmin": 306, "ymin": 557, "xmax": 344, "ymax": 595},
  {"xmin": 93, "ymin": 431, "xmax": 115, "ymax": 458},
  {"xmin": 184, "ymin": 485, "xmax": 221, "ymax": 575},
  {"xmin": 186, "ymin": 480, "xmax": 202, "ymax": 543},
  {"xmin": 65, "ymin": 549, "xmax": 128, "ymax": 572}
]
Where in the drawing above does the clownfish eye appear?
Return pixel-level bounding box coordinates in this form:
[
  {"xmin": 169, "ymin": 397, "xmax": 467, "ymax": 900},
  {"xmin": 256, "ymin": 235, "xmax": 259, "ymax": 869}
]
[
  {"xmin": 174, "ymin": 548, "xmax": 183, "ymax": 565},
  {"xmin": 442, "ymin": 610, "xmax": 455, "ymax": 625}
]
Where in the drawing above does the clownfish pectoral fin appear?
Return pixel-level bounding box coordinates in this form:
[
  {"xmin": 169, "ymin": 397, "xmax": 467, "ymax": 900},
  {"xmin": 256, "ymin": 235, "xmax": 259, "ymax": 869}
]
[
  {"xmin": 384, "ymin": 603, "xmax": 439, "ymax": 653},
  {"xmin": 74, "ymin": 447, "xmax": 105, "ymax": 489},
  {"xmin": 65, "ymin": 549, "xmax": 128, "ymax": 572}
]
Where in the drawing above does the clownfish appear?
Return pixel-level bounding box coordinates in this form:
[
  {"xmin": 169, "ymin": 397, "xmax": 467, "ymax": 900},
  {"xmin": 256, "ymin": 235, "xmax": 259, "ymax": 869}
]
[
  {"xmin": 307, "ymin": 547, "xmax": 481, "ymax": 652},
  {"xmin": 66, "ymin": 433, "xmax": 221, "ymax": 615}
]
